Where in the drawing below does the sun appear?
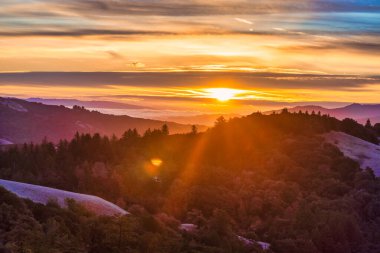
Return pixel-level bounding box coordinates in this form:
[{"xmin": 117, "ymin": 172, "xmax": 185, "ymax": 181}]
[{"xmin": 206, "ymin": 88, "xmax": 241, "ymax": 102}]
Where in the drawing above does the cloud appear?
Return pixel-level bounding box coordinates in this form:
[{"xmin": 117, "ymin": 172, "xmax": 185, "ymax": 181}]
[
  {"xmin": 86, "ymin": 94, "xmax": 351, "ymax": 108},
  {"xmin": 234, "ymin": 18, "xmax": 254, "ymax": 25},
  {"xmin": 106, "ymin": 50, "xmax": 124, "ymax": 59},
  {"xmin": 1, "ymin": 1, "xmax": 379, "ymax": 39},
  {"xmin": 342, "ymin": 41, "xmax": 380, "ymax": 54},
  {"xmin": 0, "ymin": 72, "xmax": 379, "ymax": 91},
  {"xmin": 2, "ymin": 1, "xmax": 380, "ymax": 20},
  {"xmin": 272, "ymin": 40, "xmax": 380, "ymax": 55},
  {"xmin": 47, "ymin": 0, "xmax": 380, "ymax": 16},
  {"xmin": 1, "ymin": 0, "xmax": 379, "ymax": 79},
  {"xmin": 0, "ymin": 29, "xmax": 176, "ymax": 37}
]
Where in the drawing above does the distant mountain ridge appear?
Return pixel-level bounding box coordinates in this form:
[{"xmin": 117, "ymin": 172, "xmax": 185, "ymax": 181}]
[
  {"xmin": 271, "ymin": 103, "xmax": 380, "ymax": 124},
  {"xmin": 155, "ymin": 113, "xmax": 242, "ymax": 126},
  {"xmin": 0, "ymin": 97, "xmax": 206, "ymax": 144},
  {"xmin": 27, "ymin": 97, "xmax": 148, "ymax": 109},
  {"xmin": 160, "ymin": 103, "xmax": 380, "ymax": 127}
]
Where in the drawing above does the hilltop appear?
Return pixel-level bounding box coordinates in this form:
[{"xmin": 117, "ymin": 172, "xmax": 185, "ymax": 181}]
[
  {"xmin": 270, "ymin": 103, "xmax": 380, "ymax": 124},
  {"xmin": 0, "ymin": 179, "xmax": 127, "ymax": 216},
  {"xmin": 323, "ymin": 131, "xmax": 380, "ymax": 175},
  {"xmin": 27, "ymin": 97, "xmax": 149, "ymax": 110},
  {"xmin": 0, "ymin": 97, "xmax": 207, "ymax": 144}
]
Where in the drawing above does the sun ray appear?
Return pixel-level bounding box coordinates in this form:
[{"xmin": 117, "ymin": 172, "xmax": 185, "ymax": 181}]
[{"xmin": 163, "ymin": 133, "xmax": 210, "ymax": 216}]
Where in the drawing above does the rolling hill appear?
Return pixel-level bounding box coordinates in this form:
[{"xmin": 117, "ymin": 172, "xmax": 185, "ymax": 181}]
[
  {"xmin": 1, "ymin": 109, "xmax": 380, "ymax": 252},
  {"xmin": 323, "ymin": 131, "xmax": 380, "ymax": 176},
  {"xmin": 0, "ymin": 179, "xmax": 127, "ymax": 216},
  {"xmin": 27, "ymin": 97, "xmax": 149, "ymax": 110},
  {"xmin": 272, "ymin": 103, "xmax": 380, "ymax": 124},
  {"xmin": 0, "ymin": 97, "xmax": 207, "ymax": 144}
]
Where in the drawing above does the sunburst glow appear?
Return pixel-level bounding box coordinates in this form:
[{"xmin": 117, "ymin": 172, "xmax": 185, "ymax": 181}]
[{"xmin": 205, "ymin": 88, "xmax": 243, "ymax": 102}]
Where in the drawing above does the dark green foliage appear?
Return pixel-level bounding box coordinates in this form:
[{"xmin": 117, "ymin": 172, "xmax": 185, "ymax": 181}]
[
  {"xmin": 0, "ymin": 112, "xmax": 380, "ymax": 252},
  {"xmin": 373, "ymin": 123, "xmax": 380, "ymax": 136},
  {"xmin": 365, "ymin": 119, "xmax": 372, "ymax": 129},
  {"xmin": 340, "ymin": 118, "xmax": 378, "ymax": 144},
  {"xmin": 0, "ymin": 191, "xmax": 187, "ymax": 253}
]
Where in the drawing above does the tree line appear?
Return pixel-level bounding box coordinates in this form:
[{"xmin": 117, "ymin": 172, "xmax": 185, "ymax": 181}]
[{"xmin": 0, "ymin": 111, "xmax": 380, "ymax": 252}]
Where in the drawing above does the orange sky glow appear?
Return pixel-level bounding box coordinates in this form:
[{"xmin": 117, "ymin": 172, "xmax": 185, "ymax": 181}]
[{"xmin": 1, "ymin": 0, "xmax": 379, "ymax": 115}]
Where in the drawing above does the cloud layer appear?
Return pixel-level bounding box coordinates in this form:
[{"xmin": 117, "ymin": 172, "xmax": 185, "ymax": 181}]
[{"xmin": 0, "ymin": 0, "xmax": 379, "ymax": 109}]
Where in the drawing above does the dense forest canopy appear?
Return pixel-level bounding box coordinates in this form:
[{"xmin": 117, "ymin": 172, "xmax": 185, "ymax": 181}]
[{"xmin": 0, "ymin": 110, "xmax": 380, "ymax": 253}]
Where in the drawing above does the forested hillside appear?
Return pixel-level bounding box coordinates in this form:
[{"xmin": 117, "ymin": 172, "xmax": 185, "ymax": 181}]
[
  {"xmin": 270, "ymin": 103, "xmax": 380, "ymax": 125},
  {"xmin": 0, "ymin": 97, "xmax": 205, "ymax": 144},
  {"xmin": 1, "ymin": 111, "xmax": 380, "ymax": 253}
]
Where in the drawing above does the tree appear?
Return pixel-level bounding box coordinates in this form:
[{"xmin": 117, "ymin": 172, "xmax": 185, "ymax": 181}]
[
  {"xmin": 365, "ymin": 119, "xmax": 372, "ymax": 129},
  {"xmin": 191, "ymin": 125, "xmax": 198, "ymax": 135},
  {"xmin": 161, "ymin": 124, "xmax": 169, "ymax": 136},
  {"xmin": 73, "ymin": 105, "xmax": 86, "ymax": 111},
  {"xmin": 281, "ymin": 108, "xmax": 289, "ymax": 114},
  {"xmin": 214, "ymin": 116, "xmax": 226, "ymax": 127},
  {"xmin": 144, "ymin": 128, "xmax": 152, "ymax": 137},
  {"xmin": 122, "ymin": 129, "xmax": 140, "ymax": 140}
]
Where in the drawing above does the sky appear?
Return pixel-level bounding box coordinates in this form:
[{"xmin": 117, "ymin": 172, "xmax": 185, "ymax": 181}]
[{"xmin": 0, "ymin": 0, "xmax": 380, "ymax": 115}]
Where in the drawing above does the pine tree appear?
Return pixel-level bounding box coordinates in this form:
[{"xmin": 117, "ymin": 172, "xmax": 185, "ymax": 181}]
[
  {"xmin": 161, "ymin": 124, "xmax": 169, "ymax": 135},
  {"xmin": 365, "ymin": 119, "xmax": 372, "ymax": 128},
  {"xmin": 191, "ymin": 125, "xmax": 198, "ymax": 135},
  {"xmin": 215, "ymin": 116, "xmax": 226, "ymax": 127}
]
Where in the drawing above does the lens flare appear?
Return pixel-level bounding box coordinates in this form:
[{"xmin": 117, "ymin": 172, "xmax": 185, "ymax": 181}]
[{"xmin": 151, "ymin": 158, "xmax": 163, "ymax": 167}]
